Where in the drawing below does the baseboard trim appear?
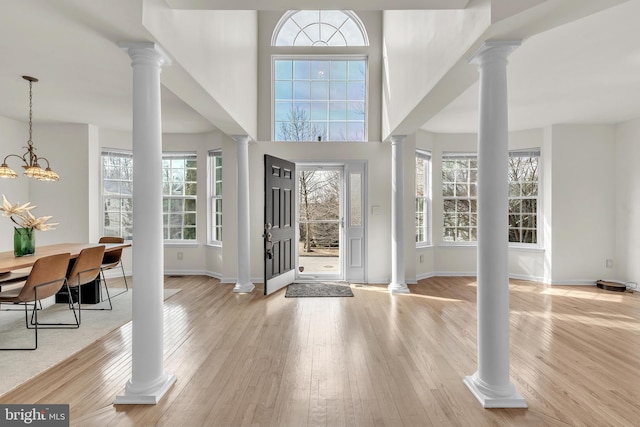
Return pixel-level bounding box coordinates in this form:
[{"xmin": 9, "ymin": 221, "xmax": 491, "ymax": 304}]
[
  {"xmin": 509, "ymin": 273, "xmax": 544, "ymax": 282},
  {"xmin": 160, "ymin": 271, "xmax": 599, "ymax": 287},
  {"xmin": 549, "ymin": 280, "xmax": 597, "ymax": 286},
  {"xmin": 164, "ymin": 269, "xmax": 209, "ymax": 277}
]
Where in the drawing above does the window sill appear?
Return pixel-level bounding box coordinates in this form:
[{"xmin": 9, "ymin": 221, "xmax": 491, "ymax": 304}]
[
  {"xmin": 206, "ymin": 242, "xmax": 223, "ymax": 249},
  {"xmin": 164, "ymin": 241, "xmax": 199, "ymax": 248},
  {"xmin": 416, "ymin": 243, "xmax": 434, "ymax": 249},
  {"xmin": 439, "ymin": 242, "xmax": 477, "ymax": 248},
  {"xmin": 437, "ymin": 242, "xmax": 544, "ymax": 252},
  {"xmin": 509, "ymin": 245, "xmax": 545, "ymax": 252}
]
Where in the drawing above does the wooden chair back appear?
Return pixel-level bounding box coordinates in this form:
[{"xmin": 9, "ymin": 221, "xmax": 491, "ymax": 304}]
[
  {"xmin": 99, "ymin": 236, "xmax": 124, "ymax": 266},
  {"xmin": 17, "ymin": 253, "xmax": 71, "ymax": 302},
  {"xmin": 67, "ymin": 246, "xmax": 105, "ymax": 287}
]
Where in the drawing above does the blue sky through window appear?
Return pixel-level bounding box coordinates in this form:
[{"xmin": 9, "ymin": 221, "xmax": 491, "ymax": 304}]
[{"xmin": 274, "ymin": 59, "xmax": 366, "ymax": 141}]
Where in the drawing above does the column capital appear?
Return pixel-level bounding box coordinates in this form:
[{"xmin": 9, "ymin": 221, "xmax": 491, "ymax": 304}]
[
  {"xmin": 389, "ymin": 135, "xmax": 407, "ymax": 145},
  {"xmin": 469, "ymin": 40, "xmax": 521, "ymax": 67},
  {"xmin": 119, "ymin": 42, "xmax": 172, "ymax": 68},
  {"xmin": 232, "ymin": 135, "xmax": 251, "ymax": 145}
]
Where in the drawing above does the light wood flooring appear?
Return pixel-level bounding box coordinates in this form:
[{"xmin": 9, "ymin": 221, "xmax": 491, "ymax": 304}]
[{"xmin": 1, "ymin": 276, "xmax": 639, "ymax": 426}]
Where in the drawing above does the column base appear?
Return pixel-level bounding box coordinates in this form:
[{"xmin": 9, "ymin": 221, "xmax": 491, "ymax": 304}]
[
  {"xmin": 464, "ymin": 374, "xmax": 527, "ymax": 408},
  {"xmin": 114, "ymin": 373, "xmax": 176, "ymax": 405},
  {"xmin": 388, "ymin": 283, "xmax": 410, "ymax": 294},
  {"xmin": 233, "ymin": 282, "xmax": 255, "ymax": 293}
]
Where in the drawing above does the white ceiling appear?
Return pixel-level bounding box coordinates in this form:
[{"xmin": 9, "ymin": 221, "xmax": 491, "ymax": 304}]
[
  {"xmin": 165, "ymin": 0, "xmax": 470, "ymax": 10},
  {"xmin": 0, "ymin": 0, "xmax": 215, "ymax": 134},
  {"xmin": 0, "ymin": 1, "xmax": 638, "ymax": 137},
  {"xmin": 422, "ymin": 0, "xmax": 640, "ymax": 133}
]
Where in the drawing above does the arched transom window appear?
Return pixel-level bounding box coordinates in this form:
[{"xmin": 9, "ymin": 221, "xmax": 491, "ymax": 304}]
[
  {"xmin": 273, "ymin": 10, "xmax": 369, "ymax": 47},
  {"xmin": 272, "ymin": 10, "xmax": 368, "ymax": 142}
]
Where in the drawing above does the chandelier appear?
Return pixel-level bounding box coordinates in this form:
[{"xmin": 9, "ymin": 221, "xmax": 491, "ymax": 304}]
[{"xmin": 0, "ymin": 76, "xmax": 59, "ymax": 181}]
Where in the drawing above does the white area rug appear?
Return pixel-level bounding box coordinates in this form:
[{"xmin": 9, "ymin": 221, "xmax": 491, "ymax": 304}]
[{"xmin": 0, "ymin": 288, "xmax": 181, "ymax": 397}]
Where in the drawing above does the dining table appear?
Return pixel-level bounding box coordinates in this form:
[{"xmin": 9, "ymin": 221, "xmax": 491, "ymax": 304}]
[
  {"xmin": 0, "ymin": 242, "xmax": 132, "ymax": 304},
  {"xmin": 0, "ymin": 242, "xmax": 131, "ymax": 274}
]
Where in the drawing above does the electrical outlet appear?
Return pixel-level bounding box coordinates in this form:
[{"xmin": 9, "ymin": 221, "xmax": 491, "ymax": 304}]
[
  {"xmin": 419, "ymin": 254, "xmax": 424, "ymax": 264},
  {"xmin": 606, "ymin": 259, "xmax": 613, "ymax": 269},
  {"xmin": 177, "ymin": 251, "xmax": 183, "ymax": 260}
]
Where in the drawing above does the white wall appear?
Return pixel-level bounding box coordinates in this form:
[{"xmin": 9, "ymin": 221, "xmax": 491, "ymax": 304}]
[
  {"xmin": 0, "ymin": 121, "xmax": 96, "ymax": 251},
  {"xmin": 217, "ymin": 135, "xmax": 237, "ymax": 281},
  {"xmin": 99, "ymin": 127, "xmax": 224, "ymax": 278},
  {"xmin": 0, "ymin": 115, "xmax": 30, "ymax": 250},
  {"xmin": 615, "ymin": 118, "xmax": 640, "ymax": 285},
  {"xmin": 545, "ymin": 124, "xmax": 616, "ymax": 284},
  {"xmin": 28, "ymin": 123, "xmax": 95, "ymax": 247},
  {"xmin": 240, "ymin": 141, "xmax": 409, "ymax": 284},
  {"xmin": 381, "ymin": 1, "xmax": 491, "ymax": 139},
  {"xmin": 3, "ymin": 114, "xmax": 630, "ymax": 287},
  {"xmin": 143, "ymin": 0, "xmax": 258, "ymax": 137}
]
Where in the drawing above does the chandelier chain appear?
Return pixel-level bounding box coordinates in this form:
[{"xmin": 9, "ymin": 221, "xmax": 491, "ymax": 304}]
[{"xmin": 28, "ymin": 79, "xmax": 33, "ymax": 145}]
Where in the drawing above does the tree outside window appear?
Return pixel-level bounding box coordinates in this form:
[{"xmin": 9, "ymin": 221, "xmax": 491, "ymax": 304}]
[
  {"xmin": 508, "ymin": 152, "xmax": 539, "ymax": 244},
  {"xmin": 442, "ymin": 150, "xmax": 540, "ymax": 244},
  {"xmin": 102, "ymin": 150, "xmax": 133, "ymax": 240},
  {"xmin": 162, "ymin": 153, "xmax": 197, "ymax": 241},
  {"xmin": 102, "ymin": 150, "xmax": 198, "ymax": 242},
  {"xmin": 442, "ymin": 154, "xmax": 477, "ymax": 243},
  {"xmin": 416, "ymin": 150, "xmax": 431, "ymax": 245}
]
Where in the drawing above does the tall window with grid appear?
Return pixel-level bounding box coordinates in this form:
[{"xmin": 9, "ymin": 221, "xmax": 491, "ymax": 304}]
[
  {"xmin": 102, "ymin": 150, "xmax": 133, "ymax": 239},
  {"xmin": 416, "ymin": 150, "xmax": 431, "ymax": 245},
  {"xmin": 442, "ymin": 154, "xmax": 477, "ymax": 243},
  {"xmin": 508, "ymin": 150, "xmax": 540, "ymax": 244},
  {"xmin": 162, "ymin": 153, "xmax": 197, "ymax": 241},
  {"xmin": 274, "ymin": 58, "xmax": 366, "ymax": 141},
  {"xmin": 441, "ymin": 151, "xmax": 540, "ymax": 244},
  {"xmin": 209, "ymin": 150, "xmax": 222, "ymax": 244},
  {"xmin": 272, "ymin": 10, "xmax": 369, "ymax": 142}
]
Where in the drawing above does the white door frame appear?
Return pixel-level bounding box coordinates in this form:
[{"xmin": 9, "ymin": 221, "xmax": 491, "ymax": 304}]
[{"xmin": 294, "ymin": 160, "xmax": 367, "ymax": 283}]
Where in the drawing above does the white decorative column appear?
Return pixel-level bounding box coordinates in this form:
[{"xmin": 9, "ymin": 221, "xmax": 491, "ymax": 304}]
[
  {"xmin": 388, "ymin": 135, "xmax": 410, "ymax": 294},
  {"xmin": 464, "ymin": 40, "xmax": 526, "ymax": 408},
  {"xmin": 232, "ymin": 135, "xmax": 255, "ymax": 293},
  {"xmin": 115, "ymin": 42, "xmax": 176, "ymax": 405}
]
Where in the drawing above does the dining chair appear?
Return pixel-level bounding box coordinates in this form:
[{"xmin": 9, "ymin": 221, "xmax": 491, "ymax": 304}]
[
  {"xmin": 0, "ymin": 253, "xmax": 78, "ymax": 350},
  {"xmin": 98, "ymin": 236, "xmax": 128, "ymax": 298},
  {"xmin": 66, "ymin": 245, "xmax": 107, "ymax": 324},
  {"xmin": 0, "ymin": 268, "xmax": 37, "ymax": 311}
]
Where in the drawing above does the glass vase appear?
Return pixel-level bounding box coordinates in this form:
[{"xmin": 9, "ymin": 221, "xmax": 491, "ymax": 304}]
[{"xmin": 14, "ymin": 227, "xmax": 35, "ymax": 257}]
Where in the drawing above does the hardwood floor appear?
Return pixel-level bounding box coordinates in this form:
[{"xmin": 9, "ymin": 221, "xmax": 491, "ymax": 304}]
[{"xmin": 1, "ymin": 276, "xmax": 639, "ymax": 426}]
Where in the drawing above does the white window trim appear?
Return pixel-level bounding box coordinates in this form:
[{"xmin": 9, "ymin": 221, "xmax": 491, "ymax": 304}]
[
  {"xmin": 101, "ymin": 149, "xmax": 133, "ymax": 240},
  {"xmin": 208, "ymin": 149, "xmax": 223, "ymax": 246},
  {"xmin": 162, "ymin": 151, "xmax": 198, "ymax": 242},
  {"xmin": 101, "ymin": 149, "xmax": 199, "ymax": 243},
  {"xmin": 442, "ymin": 152, "xmax": 477, "ymax": 244},
  {"xmin": 416, "ymin": 149, "xmax": 432, "ymax": 247},
  {"xmin": 272, "ymin": 10, "xmax": 369, "ymax": 47},
  {"xmin": 508, "ymin": 149, "xmax": 541, "ymax": 248},
  {"xmin": 440, "ymin": 150, "xmax": 542, "ymax": 248}
]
